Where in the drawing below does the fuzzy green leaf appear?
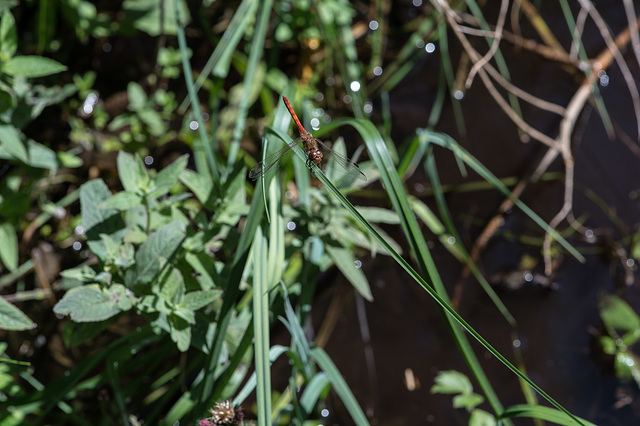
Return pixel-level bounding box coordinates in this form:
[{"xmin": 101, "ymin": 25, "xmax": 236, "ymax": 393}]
[
  {"xmin": 126, "ymin": 221, "xmax": 186, "ymax": 287},
  {"xmin": 431, "ymin": 370, "xmax": 474, "ymax": 395},
  {"xmin": 0, "ymin": 124, "xmax": 26, "ymax": 162},
  {"xmin": 0, "ymin": 222, "xmax": 18, "ymax": 271},
  {"xmin": 0, "ymin": 10, "xmax": 17, "ymax": 60},
  {"xmin": 0, "ymin": 296, "xmax": 35, "ymax": 331},
  {"xmin": 182, "ymin": 289, "xmax": 222, "ymax": 311},
  {"xmin": 53, "ymin": 284, "xmax": 134, "ymax": 322},
  {"xmin": 1, "ymin": 55, "xmax": 66, "ymax": 77}
]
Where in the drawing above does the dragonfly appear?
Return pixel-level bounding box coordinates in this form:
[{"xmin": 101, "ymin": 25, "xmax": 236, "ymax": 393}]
[{"xmin": 249, "ymin": 96, "xmax": 367, "ymax": 181}]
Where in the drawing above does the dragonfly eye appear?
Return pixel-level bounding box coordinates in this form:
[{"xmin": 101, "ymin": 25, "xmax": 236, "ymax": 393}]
[{"xmin": 309, "ymin": 149, "xmax": 323, "ymax": 164}]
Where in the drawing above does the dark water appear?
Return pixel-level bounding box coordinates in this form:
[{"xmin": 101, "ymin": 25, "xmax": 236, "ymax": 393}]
[{"xmin": 316, "ymin": 2, "xmax": 640, "ymax": 424}]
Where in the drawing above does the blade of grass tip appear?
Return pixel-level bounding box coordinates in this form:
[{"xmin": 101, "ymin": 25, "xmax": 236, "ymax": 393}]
[
  {"xmin": 418, "ymin": 129, "xmax": 585, "ymax": 263},
  {"xmin": 179, "ymin": 0, "xmax": 259, "ymax": 112},
  {"xmin": 310, "ymin": 347, "xmax": 370, "ymax": 426},
  {"xmin": 174, "ymin": 1, "xmax": 217, "ymax": 182},
  {"xmin": 313, "ymin": 120, "xmax": 586, "ymax": 426},
  {"xmin": 227, "ymin": 0, "xmax": 274, "ymax": 174},
  {"xmin": 253, "ymin": 225, "xmax": 272, "ymax": 426}
]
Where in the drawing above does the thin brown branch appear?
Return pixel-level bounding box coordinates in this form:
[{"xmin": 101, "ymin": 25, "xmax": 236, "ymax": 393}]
[{"xmin": 466, "ymin": 0, "xmax": 509, "ymax": 88}]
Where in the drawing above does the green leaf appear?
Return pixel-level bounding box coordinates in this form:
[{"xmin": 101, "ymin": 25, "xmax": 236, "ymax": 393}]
[
  {"xmin": 1, "ymin": 55, "xmax": 67, "ymax": 77},
  {"xmin": 431, "ymin": 370, "xmax": 473, "ymax": 395},
  {"xmin": 80, "ymin": 179, "xmax": 116, "ymax": 231},
  {"xmin": 182, "ymin": 289, "xmax": 222, "ymax": 311},
  {"xmin": 499, "ymin": 404, "xmax": 598, "ymax": 426},
  {"xmin": 99, "ymin": 191, "xmax": 142, "ymax": 211},
  {"xmin": 614, "ymin": 351, "xmax": 640, "ymax": 386},
  {"xmin": 26, "ymin": 139, "xmax": 58, "ymax": 169},
  {"xmin": 0, "ymin": 124, "xmax": 27, "ymax": 162},
  {"xmin": 469, "ymin": 409, "xmax": 497, "ymax": 426},
  {"xmin": 356, "ymin": 206, "xmax": 400, "ymax": 224},
  {"xmin": 179, "ymin": 168, "xmax": 213, "ymax": 206},
  {"xmin": 0, "ymin": 87, "xmax": 13, "ymax": 113},
  {"xmin": 125, "ymin": 221, "xmax": 186, "ymax": 287},
  {"xmin": 598, "ymin": 335, "xmax": 617, "ymax": 355},
  {"xmin": 0, "ymin": 296, "xmax": 35, "ymax": 331},
  {"xmin": 157, "ymin": 266, "xmax": 185, "ymax": 304},
  {"xmin": 299, "ymin": 372, "xmax": 330, "ymax": 414},
  {"xmin": 325, "ymin": 245, "xmax": 372, "ymax": 301},
  {"xmin": 452, "ymin": 393, "xmax": 484, "ymax": 411},
  {"xmin": 153, "ymin": 154, "xmax": 188, "ymax": 190},
  {"xmin": 53, "ymin": 284, "xmax": 133, "ymax": 322},
  {"xmin": 117, "ymin": 151, "xmax": 149, "ymax": 193},
  {"xmin": 62, "ymin": 319, "xmax": 112, "ymax": 347},
  {"xmin": 127, "ymin": 81, "xmax": 147, "ymax": 111},
  {"xmin": 138, "ymin": 109, "xmax": 165, "ymax": 135},
  {"xmin": 0, "ymin": 222, "xmax": 18, "ymax": 271},
  {"xmin": 60, "ymin": 265, "xmax": 97, "ymax": 282},
  {"xmin": 0, "ymin": 10, "xmax": 17, "ymax": 60},
  {"xmin": 57, "ymin": 151, "xmax": 83, "ymax": 168},
  {"xmin": 123, "ymin": 0, "xmax": 191, "ymax": 36},
  {"xmin": 168, "ymin": 313, "xmax": 191, "ymax": 352},
  {"xmin": 600, "ymin": 294, "xmax": 640, "ymax": 334}
]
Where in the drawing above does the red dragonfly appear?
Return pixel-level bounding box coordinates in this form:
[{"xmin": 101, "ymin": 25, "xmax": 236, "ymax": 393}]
[{"xmin": 249, "ymin": 96, "xmax": 367, "ymax": 181}]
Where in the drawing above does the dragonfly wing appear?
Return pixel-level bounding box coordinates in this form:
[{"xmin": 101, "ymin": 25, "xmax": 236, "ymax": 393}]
[
  {"xmin": 249, "ymin": 140, "xmax": 298, "ymax": 180},
  {"xmin": 315, "ymin": 138, "xmax": 367, "ymax": 181}
]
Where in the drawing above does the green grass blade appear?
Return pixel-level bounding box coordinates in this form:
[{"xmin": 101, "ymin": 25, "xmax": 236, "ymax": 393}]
[
  {"xmin": 175, "ymin": 1, "xmax": 217, "ymax": 182},
  {"xmin": 424, "ymin": 147, "xmax": 516, "ymax": 326},
  {"xmin": 558, "ymin": 0, "xmax": 613, "ymax": 138},
  {"xmin": 310, "ymin": 347, "xmax": 370, "ymax": 426},
  {"xmin": 252, "ymin": 225, "xmax": 272, "ymax": 426},
  {"xmin": 279, "ymin": 283, "xmax": 313, "ymax": 378},
  {"xmin": 299, "ymin": 372, "xmax": 330, "ymax": 414},
  {"xmin": 233, "ymin": 345, "xmax": 289, "ymax": 406},
  {"xmin": 227, "ymin": 0, "xmax": 274, "ymax": 172},
  {"xmin": 437, "ymin": 20, "xmax": 467, "ymax": 137},
  {"xmin": 180, "ymin": 0, "xmax": 258, "ymax": 110},
  {"xmin": 499, "ymin": 404, "xmax": 598, "ymax": 426}
]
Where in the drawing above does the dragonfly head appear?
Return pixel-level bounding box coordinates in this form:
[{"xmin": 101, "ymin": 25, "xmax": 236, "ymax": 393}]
[{"xmin": 308, "ymin": 148, "xmax": 323, "ymax": 164}]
